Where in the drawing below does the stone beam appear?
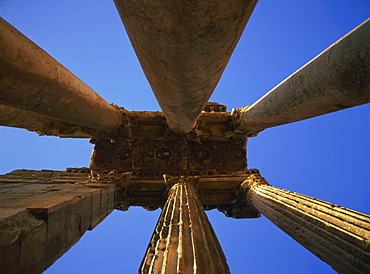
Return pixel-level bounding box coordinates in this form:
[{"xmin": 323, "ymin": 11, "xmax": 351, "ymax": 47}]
[
  {"xmin": 0, "ymin": 18, "xmax": 121, "ymax": 132},
  {"xmin": 0, "ymin": 169, "xmax": 115, "ymax": 273},
  {"xmin": 0, "ymin": 104, "xmax": 103, "ymax": 138},
  {"xmin": 236, "ymin": 18, "xmax": 370, "ymax": 136},
  {"xmin": 89, "ymin": 109, "xmax": 247, "ymax": 177},
  {"xmin": 114, "ymin": 0, "xmax": 258, "ymax": 133},
  {"xmin": 140, "ymin": 175, "xmax": 229, "ymax": 273},
  {"xmin": 240, "ymin": 171, "xmax": 370, "ymax": 273}
]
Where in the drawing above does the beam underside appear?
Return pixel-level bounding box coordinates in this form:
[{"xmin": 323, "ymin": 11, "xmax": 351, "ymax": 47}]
[
  {"xmin": 239, "ymin": 19, "xmax": 370, "ymax": 135},
  {"xmin": 0, "ymin": 104, "xmax": 99, "ymax": 138},
  {"xmin": 0, "ymin": 18, "xmax": 120, "ymax": 132},
  {"xmin": 114, "ymin": 0, "xmax": 258, "ymax": 133}
]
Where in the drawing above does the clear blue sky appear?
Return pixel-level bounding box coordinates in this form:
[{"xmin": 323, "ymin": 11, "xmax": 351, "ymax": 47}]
[{"xmin": 0, "ymin": 1, "xmax": 369, "ymax": 273}]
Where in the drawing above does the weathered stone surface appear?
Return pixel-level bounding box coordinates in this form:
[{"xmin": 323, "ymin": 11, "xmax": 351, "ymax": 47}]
[
  {"xmin": 241, "ymin": 171, "xmax": 370, "ymax": 273},
  {"xmin": 123, "ymin": 172, "xmax": 260, "ymax": 219},
  {"xmin": 0, "ymin": 170, "xmax": 116, "ymax": 273},
  {"xmin": 33, "ymin": 204, "xmax": 67, "ymax": 267},
  {"xmin": 0, "ymin": 208, "xmax": 47, "ymax": 274},
  {"xmin": 90, "ymin": 188, "xmax": 106, "ymax": 230},
  {"xmin": 0, "ymin": 104, "xmax": 104, "ymax": 138},
  {"xmin": 0, "ymin": 208, "xmax": 29, "ymax": 274},
  {"xmin": 65, "ymin": 195, "xmax": 92, "ymax": 247},
  {"xmin": 90, "ymin": 110, "xmax": 247, "ymax": 177},
  {"xmin": 0, "ymin": 229, "xmax": 19, "ymax": 274},
  {"xmin": 140, "ymin": 176, "xmax": 230, "ymax": 273},
  {"xmin": 0, "ymin": 18, "xmax": 120, "ymax": 132},
  {"xmin": 114, "ymin": 0, "xmax": 258, "ymax": 133},
  {"xmin": 237, "ymin": 19, "xmax": 370, "ymax": 136}
]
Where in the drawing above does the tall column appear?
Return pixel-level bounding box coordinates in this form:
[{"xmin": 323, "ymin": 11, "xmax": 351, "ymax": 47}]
[
  {"xmin": 140, "ymin": 175, "xmax": 229, "ymax": 273},
  {"xmin": 237, "ymin": 19, "xmax": 370, "ymax": 136},
  {"xmin": 0, "ymin": 104, "xmax": 100, "ymax": 138},
  {"xmin": 240, "ymin": 171, "xmax": 370, "ymax": 274},
  {"xmin": 114, "ymin": 0, "xmax": 258, "ymax": 133},
  {"xmin": 0, "ymin": 18, "xmax": 121, "ymax": 132}
]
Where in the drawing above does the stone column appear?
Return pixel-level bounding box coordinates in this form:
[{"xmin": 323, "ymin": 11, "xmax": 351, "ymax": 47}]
[
  {"xmin": 140, "ymin": 175, "xmax": 229, "ymax": 273},
  {"xmin": 0, "ymin": 104, "xmax": 101, "ymax": 138},
  {"xmin": 0, "ymin": 18, "xmax": 121, "ymax": 132},
  {"xmin": 240, "ymin": 170, "xmax": 370, "ymax": 274},
  {"xmin": 237, "ymin": 18, "xmax": 370, "ymax": 136},
  {"xmin": 114, "ymin": 0, "xmax": 258, "ymax": 133}
]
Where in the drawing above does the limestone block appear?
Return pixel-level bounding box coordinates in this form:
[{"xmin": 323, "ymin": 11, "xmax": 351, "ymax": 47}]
[
  {"xmin": 90, "ymin": 189, "xmax": 103, "ymax": 230},
  {"xmin": 0, "ymin": 208, "xmax": 47, "ymax": 274},
  {"xmin": 65, "ymin": 195, "xmax": 92, "ymax": 247}
]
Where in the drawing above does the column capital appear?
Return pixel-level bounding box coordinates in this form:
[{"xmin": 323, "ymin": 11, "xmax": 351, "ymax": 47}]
[
  {"xmin": 245, "ymin": 171, "xmax": 370, "ymax": 273},
  {"xmin": 239, "ymin": 169, "xmax": 270, "ymax": 194},
  {"xmin": 141, "ymin": 174, "xmax": 229, "ymax": 273},
  {"xmin": 163, "ymin": 174, "xmax": 200, "ymax": 192},
  {"xmin": 216, "ymin": 169, "xmax": 269, "ymax": 219}
]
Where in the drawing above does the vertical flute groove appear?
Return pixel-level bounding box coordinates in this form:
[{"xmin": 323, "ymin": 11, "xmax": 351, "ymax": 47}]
[
  {"xmin": 140, "ymin": 178, "xmax": 229, "ymax": 273},
  {"xmin": 240, "ymin": 172, "xmax": 370, "ymax": 274}
]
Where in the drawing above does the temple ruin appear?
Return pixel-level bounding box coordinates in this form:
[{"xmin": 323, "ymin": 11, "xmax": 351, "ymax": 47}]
[{"xmin": 1, "ymin": 1, "xmax": 369, "ymax": 273}]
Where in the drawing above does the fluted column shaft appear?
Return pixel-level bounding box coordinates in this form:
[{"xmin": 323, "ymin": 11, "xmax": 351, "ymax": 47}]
[
  {"xmin": 241, "ymin": 172, "xmax": 370, "ymax": 274},
  {"xmin": 140, "ymin": 176, "xmax": 229, "ymax": 274}
]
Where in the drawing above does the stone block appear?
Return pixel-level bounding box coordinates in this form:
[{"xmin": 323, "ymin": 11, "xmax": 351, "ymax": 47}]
[
  {"xmin": 65, "ymin": 194, "xmax": 92, "ymax": 247},
  {"xmin": 90, "ymin": 189, "xmax": 102, "ymax": 230},
  {"xmin": 107, "ymin": 184, "xmax": 116, "ymax": 213},
  {"xmin": 29, "ymin": 202, "xmax": 68, "ymax": 268},
  {"xmin": 19, "ymin": 218, "xmax": 47, "ymax": 274},
  {"xmin": 0, "ymin": 237, "xmax": 19, "ymax": 274},
  {"xmin": 0, "ymin": 208, "xmax": 24, "ymax": 274},
  {"xmin": 0, "ymin": 177, "xmax": 117, "ymax": 272},
  {"xmin": 0, "ymin": 208, "xmax": 48, "ymax": 274}
]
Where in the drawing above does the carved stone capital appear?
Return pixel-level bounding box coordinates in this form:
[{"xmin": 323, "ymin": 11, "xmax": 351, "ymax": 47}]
[
  {"xmin": 239, "ymin": 169, "xmax": 270, "ymax": 194},
  {"xmin": 215, "ymin": 169, "xmax": 268, "ymax": 219},
  {"xmin": 90, "ymin": 170, "xmax": 132, "ymax": 211},
  {"xmin": 163, "ymin": 174, "xmax": 201, "ymax": 197},
  {"xmin": 141, "ymin": 175, "xmax": 229, "ymax": 273},
  {"xmin": 233, "ymin": 169, "xmax": 270, "ymax": 215},
  {"xmin": 231, "ymin": 107, "xmax": 263, "ymax": 137},
  {"xmin": 245, "ymin": 174, "xmax": 370, "ymax": 273}
]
